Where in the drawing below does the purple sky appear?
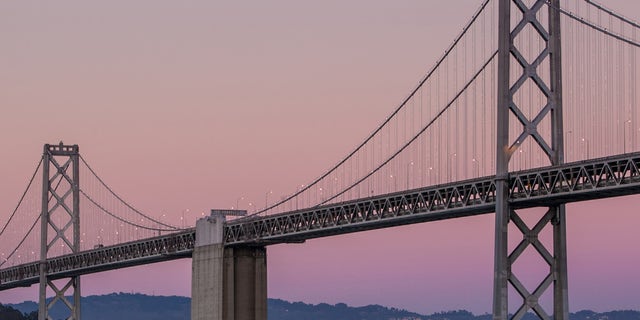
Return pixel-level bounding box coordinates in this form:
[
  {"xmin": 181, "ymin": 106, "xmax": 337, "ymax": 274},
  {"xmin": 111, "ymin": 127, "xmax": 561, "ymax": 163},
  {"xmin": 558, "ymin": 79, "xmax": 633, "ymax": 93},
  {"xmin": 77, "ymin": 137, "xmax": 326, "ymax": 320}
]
[{"xmin": 1, "ymin": 0, "xmax": 639, "ymax": 315}]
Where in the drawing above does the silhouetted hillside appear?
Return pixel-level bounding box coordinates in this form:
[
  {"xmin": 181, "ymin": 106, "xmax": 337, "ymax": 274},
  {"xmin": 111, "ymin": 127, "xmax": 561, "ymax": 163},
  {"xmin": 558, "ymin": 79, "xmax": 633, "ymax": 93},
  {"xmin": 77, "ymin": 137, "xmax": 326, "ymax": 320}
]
[
  {"xmin": 268, "ymin": 298, "xmax": 426, "ymax": 320},
  {"xmin": 0, "ymin": 303, "xmax": 36, "ymax": 320},
  {"xmin": 4, "ymin": 293, "xmax": 640, "ymax": 320},
  {"xmin": 7, "ymin": 293, "xmax": 189, "ymax": 320}
]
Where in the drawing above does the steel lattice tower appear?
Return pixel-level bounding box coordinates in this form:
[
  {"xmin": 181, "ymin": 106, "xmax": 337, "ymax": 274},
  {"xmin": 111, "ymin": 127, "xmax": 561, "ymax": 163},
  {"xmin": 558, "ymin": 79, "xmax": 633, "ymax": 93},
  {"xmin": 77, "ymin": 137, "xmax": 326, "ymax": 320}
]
[
  {"xmin": 39, "ymin": 143, "xmax": 81, "ymax": 320},
  {"xmin": 493, "ymin": 0, "xmax": 568, "ymax": 319}
]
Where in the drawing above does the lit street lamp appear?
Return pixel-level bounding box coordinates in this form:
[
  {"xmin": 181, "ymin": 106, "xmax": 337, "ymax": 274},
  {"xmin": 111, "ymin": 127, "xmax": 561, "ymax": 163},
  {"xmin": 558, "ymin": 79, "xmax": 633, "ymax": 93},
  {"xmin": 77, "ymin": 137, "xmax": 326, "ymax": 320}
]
[
  {"xmin": 235, "ymin": 197, "xmax": 244, "ymax": 210},
  {"xmin": 581, "ymin": 138, "xmax": 590, "ymax": 159},
  {"xmin": 181, "ymin": 208, "xmax": 189, "ymax": 228},
  {"xmin": 448, "ymin": 153, "xmax": 457, "ymax": 181},
  {"xmin": 472, "ymin": 158, "xmax": 480, "ymax": 177},
  {"xmin": 265, "ymin": 191, "xmax": 272, "ymax": 212},
  {"xmin": 624, "ymin": 119, "xmax": 631, "ymax": 153},
  {"xmin": 406, "ymin": 161, "xmax": 414, "ymax": 189}
]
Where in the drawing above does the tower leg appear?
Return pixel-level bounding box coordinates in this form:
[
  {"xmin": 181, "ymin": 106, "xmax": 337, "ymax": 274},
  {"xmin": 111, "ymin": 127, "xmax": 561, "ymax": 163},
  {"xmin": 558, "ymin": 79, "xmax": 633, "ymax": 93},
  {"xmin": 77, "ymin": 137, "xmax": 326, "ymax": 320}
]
[
  {"xmin": 553, "ymin": 205, "xmax": 569, "ymax": 320},
  {"xmin": 493, "ymin": 0, "xmax": 512, "ymax": 317},
  {"xmin": 492, "ymin": 180, "xmax": 510, "ymax": 320}
]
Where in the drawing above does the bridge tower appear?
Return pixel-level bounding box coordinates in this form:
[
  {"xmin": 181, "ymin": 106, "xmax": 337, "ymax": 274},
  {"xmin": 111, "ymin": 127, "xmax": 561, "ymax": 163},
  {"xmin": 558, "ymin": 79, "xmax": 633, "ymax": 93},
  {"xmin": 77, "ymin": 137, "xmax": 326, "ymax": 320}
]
[
  {"xmin": 39, "ymin": 143, "xmax": 81, "ymax": 320},
  {"xmin": 494, "ymin": 0, "xmax": 567, "ymax": 319}
]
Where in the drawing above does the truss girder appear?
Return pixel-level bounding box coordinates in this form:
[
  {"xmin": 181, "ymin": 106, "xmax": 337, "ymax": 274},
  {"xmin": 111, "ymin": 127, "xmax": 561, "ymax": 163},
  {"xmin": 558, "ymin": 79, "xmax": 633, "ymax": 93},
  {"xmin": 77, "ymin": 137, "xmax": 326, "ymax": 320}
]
[
  {"xmin": 0, "ymin": 231, "xmax": 195, "ymax": 290},
  {"xmin": 2, "ymin": 153, "xmax": 640, "ymax": 291},
  {"xmin": 225, "ymin": 153, "xmax": 640, "ymax": 245}
]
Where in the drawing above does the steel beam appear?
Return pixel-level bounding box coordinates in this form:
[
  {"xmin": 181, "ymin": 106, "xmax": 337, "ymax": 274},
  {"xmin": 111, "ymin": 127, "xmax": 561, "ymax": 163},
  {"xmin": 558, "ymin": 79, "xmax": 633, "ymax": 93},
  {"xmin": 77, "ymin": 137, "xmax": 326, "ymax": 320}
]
[{"xmin": 493, "ymin": 0, "xmax": 512, "ymax": 317}]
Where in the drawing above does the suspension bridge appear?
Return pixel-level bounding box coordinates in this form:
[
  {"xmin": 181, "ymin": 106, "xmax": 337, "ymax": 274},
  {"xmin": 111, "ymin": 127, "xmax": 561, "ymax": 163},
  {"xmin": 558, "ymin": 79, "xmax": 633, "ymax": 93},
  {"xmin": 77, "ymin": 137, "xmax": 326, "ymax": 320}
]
[{"xmin": 1, "ymin": 0, "xmax": 639, "ymax": 319}]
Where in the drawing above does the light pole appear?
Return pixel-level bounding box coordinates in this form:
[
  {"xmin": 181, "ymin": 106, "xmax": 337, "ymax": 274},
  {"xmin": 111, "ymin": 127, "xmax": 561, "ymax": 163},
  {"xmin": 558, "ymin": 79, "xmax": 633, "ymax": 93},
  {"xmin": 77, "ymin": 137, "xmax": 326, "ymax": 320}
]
[
  {"xmin": 472, "ymin": 158, "xmax": 480, "ymax": 177},
  {"xmin": 265, "ymin": 191, "xmax": 272, "ymax": 213},
  {"xmin": 624, "ymin": 119, "xmax": 631, "ymax": 153},
  {"xmin": 406, "ymin": 161, "xmax": 414, "ymax": 189},
  {"xmin": 296, "ymin": 185, "xmax": 305, "ymax": 210},
  {"xmin": 181, "ymin": 208, "xmax": 189, "ymax": 228},
  {"xmin": 235, "ymin": 197, "xmax": 244, "ymax": 210},
  {"xmin": 160, "ymin": 213, "xmax": 166, "ymax": 235},
  {"xmin": 565, "ymin": 130, "xmax": 573, "ymax": 161},
  {"xmin": 581, "ymin": 138, "xmax": 590, "ymax": 159},
  {"xmin": 448, "ymin": 153, "xmax": 457, "ymax": 181}
]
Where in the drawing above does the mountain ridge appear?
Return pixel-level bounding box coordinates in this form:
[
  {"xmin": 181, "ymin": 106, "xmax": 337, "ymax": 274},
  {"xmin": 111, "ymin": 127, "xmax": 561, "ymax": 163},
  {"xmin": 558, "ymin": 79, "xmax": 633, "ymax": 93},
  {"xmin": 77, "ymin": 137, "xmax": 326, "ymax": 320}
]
[{"xmin": 2, "ymin": 293, "xmax": 639, "ymax": 320}]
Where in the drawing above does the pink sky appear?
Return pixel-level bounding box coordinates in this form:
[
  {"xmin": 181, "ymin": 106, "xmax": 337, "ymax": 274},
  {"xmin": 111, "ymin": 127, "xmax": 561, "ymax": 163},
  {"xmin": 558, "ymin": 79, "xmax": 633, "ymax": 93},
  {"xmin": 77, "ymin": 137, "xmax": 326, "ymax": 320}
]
[{"xmin": 1, "ymin": 0, "xmax": 639, "ymax": 315}]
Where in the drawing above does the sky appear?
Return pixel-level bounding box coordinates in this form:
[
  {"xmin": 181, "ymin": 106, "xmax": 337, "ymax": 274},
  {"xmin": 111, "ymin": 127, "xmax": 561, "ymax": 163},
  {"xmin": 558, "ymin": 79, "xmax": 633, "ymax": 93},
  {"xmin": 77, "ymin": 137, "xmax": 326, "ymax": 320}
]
[{"xmin": 1, "ymin": 0, "xmax": 639, "ymax": 315}]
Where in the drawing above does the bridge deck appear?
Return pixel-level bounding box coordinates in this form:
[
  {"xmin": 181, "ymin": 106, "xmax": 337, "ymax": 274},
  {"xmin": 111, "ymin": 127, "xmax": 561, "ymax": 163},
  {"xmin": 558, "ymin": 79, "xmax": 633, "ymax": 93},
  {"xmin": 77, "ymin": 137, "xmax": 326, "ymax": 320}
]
[{"xmin": 2, "ymin": 152, "xmax": 640, "ymax": 290}]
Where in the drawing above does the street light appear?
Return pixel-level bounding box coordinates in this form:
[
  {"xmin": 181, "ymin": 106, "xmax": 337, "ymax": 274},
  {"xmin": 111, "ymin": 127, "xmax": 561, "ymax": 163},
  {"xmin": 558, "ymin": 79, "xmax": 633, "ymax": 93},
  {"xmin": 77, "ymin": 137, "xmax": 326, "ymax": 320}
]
[
  {"xmin": 624, "ymin": 119, "xmax": 631, "ymax": 153},
  {"xmin": 406, "ymin": 161, "xmax": 414, "ymax": 189},
  {"xmin": 265, "ymin": 191, "xmax": 272, "ymax": 212},
  {"xmin": 391, "ymin": 174, "xmax": 399, "ymax": 191},
  {"xmin": 581, "ymin": 138, "xmax": 590, "ymax": 159},
  {"xmin": 181, "ymin": 208, "xmax": 189, "ymax": 228},
  {"xmin": 448, "ymin": 153, "xmax": 457, "ymax": 181},
  {"xmin": 472, "ymin": 158, "xmax": 480, "ymax": 177},
  {"xmin": 296, "ymin": 184, "xmax": 305, "ymax": 210},
  {"xmin": 235, "ymin": 197, "xmax": 244, "ymax": 210},
  {"xmin": 565, "ymin": 130, "xmax": 573, "ymax": 161},
  {"xmin": 424, "ymin": 167, "xmax": 433, "ymax": 185}
]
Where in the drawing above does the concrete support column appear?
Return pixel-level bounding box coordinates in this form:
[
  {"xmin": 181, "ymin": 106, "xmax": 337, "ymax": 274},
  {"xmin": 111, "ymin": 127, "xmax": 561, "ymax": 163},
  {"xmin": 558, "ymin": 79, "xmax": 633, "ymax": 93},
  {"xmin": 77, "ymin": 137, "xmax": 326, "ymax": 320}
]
[
  {"xmin": 192, "ymin": 214, "xmax": 225, "ymax": 320},
  {"xmin": 224, "ymin": 247, "xmax": 267, "ymax": 320},
  {"xmin": 191, "ymin": 214, "xmax": 267, "ymax": 320}
]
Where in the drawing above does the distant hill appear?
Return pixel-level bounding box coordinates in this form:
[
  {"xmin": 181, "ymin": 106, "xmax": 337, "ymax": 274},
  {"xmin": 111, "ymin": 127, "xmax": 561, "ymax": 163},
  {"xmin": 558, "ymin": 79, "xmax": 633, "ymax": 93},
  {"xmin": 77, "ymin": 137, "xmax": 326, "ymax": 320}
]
[
  {"xmin": 268, "ymin": 298, "xmax": 427, "ymax": 320},
  {"xmin": 0, "ymin": 303, "xmax": 36, "ymax": 320},
  {"xmin": 3, "ymin": 293, "xmax": 640, "ymax": 320},
  {"xmin": 6, "ymin": 293, "xmax": 189, "ymax": 320}
]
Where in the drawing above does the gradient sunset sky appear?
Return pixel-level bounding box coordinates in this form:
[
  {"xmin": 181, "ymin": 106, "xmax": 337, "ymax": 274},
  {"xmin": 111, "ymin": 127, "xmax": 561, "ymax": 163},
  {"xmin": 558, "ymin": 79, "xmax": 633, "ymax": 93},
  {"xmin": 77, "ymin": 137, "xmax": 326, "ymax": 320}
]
[{"xmin": 1, "ymin": 0, "xmax": 639, "ymax": 315}]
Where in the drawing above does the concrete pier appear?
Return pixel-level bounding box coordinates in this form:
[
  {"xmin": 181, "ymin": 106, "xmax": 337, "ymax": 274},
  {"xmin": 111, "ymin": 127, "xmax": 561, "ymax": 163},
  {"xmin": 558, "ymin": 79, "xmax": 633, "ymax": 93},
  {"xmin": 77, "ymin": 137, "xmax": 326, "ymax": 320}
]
[
  {"xmin": 223, "ymin": 247, "xmax": 267, "ymax": 320},
  {"xmin": 191, "ymin": 214, "xmax": 267, "ymax": 320}
]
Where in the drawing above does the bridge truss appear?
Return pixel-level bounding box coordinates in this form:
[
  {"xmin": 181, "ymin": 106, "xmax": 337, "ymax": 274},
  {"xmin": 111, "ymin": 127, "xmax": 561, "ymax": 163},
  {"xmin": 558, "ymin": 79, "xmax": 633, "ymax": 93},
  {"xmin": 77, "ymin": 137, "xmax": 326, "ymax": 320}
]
[{"xmin": 3, "ymin": 152, "xmax": 640, "ymax": 294}]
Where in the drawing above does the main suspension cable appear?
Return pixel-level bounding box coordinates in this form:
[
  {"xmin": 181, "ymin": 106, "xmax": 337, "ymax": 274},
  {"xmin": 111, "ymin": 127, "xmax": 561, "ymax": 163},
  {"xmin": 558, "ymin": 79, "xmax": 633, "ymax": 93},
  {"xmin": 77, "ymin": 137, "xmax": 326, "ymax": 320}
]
[
  {"xmin": 80, "ymin": 190, "xmax": 186, "ymax": 232},
  {"xmin": 0, "ymin": 216, "xmax": 41, "ymax": 268},
  {"xmin": 79, "ymin": 155, "xmax": 179, "ymax": 230},
  {"xmin": 317, "ymin": 50, "xmax": 498, "ymax": 206},
  {"xmin": 584, "ymin": 0, "xmax": 640, "ymax": 30},
  {"xmin": 548, "ymin": 1, "xmax": 640, "ymax": 48},
  {"xmin": 246, "ymin": 0, "xmax": 494, "ymax": 218},
  {"xmin": 0, "ymin": 157, "xmax": 43, "ymax": 238}
]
